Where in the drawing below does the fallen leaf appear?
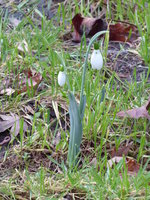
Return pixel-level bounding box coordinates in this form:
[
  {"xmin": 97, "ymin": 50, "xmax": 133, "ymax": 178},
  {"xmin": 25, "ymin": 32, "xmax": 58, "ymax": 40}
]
[
  {"xmin": 0, "ymin": 78, "xmax": 11, "ymax": 92},
  {"xmin": 117, "ymin": 97, "xmax": 150, "ymax": 120},
  {"xmin": 111, "ymin": 142, "xmax": 133, "ymax": 157},
  {"xmin": 107, "ymin": 156, "xmax": 123, "ymax": 168},
  {"xmin": 52, "ymin": 131, "xmax": 61, "ymax": 146},
  {"xmin": 9, "ymin": 17, "xmax": 21, "ymax": 27},
  {"xmin": 72, "ymin": 14, "xmax": 139, "ymax": 43},
  {"xmin": 72, "ymin": 13, "xmax": 107, "ymax": 42},
  {"xmin": 0, "ymin": 88, "xmax": 15, "ymax": 96},
  {"xmin": 0, "ymin": 113, "xmax": 28, "ymax": 139},
  {"xmin": 116, "ymin": 72, "xmax": 130, "ymax": 79},
  {"xmin": 17, "ymin": 39, "xmax": 29, "ymax": 53},
  {"xmin": 18, "ymin": 70, "xmax": 42, "ymax": 94},
  {"xmin": 107, "ymin": 156, "xmax": 140, "ymax": 175},
  {"xmin": 24, "ymin": 105, "xmax": 35, "ymax": 115},
  {"xmin": 126, "ymin": 158, "xmax": 140, "ymax": 175},
  {"xmin": 109, "ymin": 23, "xmax": 139, "ymax": 43},
  {"xmin": 89, "ymin": 157, "xmax": 97, "ymax": 167}
]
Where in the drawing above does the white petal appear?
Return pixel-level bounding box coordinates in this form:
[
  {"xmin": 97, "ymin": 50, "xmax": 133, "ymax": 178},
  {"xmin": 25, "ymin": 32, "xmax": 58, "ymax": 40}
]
[
  {"xmin": 91, "ymin": 50, "xmax": 103, "ymax": 70},
  {"xmin": 58, "ymin": 71, "xmax": 66, "ymax": 86}
]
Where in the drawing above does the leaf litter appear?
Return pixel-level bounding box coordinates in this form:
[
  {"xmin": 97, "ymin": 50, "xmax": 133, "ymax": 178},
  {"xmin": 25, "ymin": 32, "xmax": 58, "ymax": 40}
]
[
  {"xmin": 72, "ymin": 13, "xmax": 139, "ymax": 43},
  {"xmin": 117, "ymin": 96, "xmax": 150, "ymax": 120},
  {"xmin": 107, "ymin": 142, "xmax": 140, "ymax": 176},
  {"xmin": 0, "ymin": 69, "xmax": 42, "ymax": 96},
  {"xmin": 62, "ymin": 12, "xmax": 150, "ymax": 83},
  {"xmin": 0, "ymin": 113, "xmax": 28, "ymax": 140},
  {"xmin": 107, "ymin": 156, "xmax": 140, "ymax": 176}
]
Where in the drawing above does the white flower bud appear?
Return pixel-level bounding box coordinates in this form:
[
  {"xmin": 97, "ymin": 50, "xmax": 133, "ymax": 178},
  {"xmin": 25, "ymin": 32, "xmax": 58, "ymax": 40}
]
[
  {"xmin": 90, "ymin": 49, "xmax": 103, "ymax": 70},
  {"xmin": 58, "ymin": 71, "xmax": 66, "ymax": 86}
]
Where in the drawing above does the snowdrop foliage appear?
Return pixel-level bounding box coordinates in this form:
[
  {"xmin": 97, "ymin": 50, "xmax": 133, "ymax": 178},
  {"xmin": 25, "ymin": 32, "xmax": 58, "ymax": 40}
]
[
  {"xmin": 58, "ymin": 71, "xmax": 66, "ymax": 86},
  {"xmin": 91, "ymin": 49, "xmax": 103, "ymax": 70}
]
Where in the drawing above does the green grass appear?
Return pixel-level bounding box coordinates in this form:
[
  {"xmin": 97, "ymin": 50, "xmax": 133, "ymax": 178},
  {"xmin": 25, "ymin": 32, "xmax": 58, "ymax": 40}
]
[{"xmin": 0, "ymin": 0, "xmax": 150, "ymax": 199}]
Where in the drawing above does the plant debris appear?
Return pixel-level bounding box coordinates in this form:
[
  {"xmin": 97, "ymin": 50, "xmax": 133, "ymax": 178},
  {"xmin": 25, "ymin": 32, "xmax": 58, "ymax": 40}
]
[
  {"xmin": 107, "ymin": 156, "xmax": 140, "ymax": 176},
  {"xmin": 0, "ymin": 113, "xmax": 28, "ymax": 139},
  {"xmin": 117, "ymin": 96, "xmax": 150, "ymax": 120},
  {"xmin": 72, "ymin": 13, "xmax": 139, "ymax": 43},
  {"xmin": 18, "ymin": 69, "xmax": 42, "ymax": 94}
]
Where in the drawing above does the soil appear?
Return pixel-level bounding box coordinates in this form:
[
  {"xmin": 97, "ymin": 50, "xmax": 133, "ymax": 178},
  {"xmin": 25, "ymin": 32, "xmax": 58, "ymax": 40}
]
[{"xmin": 107, "ymin": 41, "xmax": 150, "ymax": 83}]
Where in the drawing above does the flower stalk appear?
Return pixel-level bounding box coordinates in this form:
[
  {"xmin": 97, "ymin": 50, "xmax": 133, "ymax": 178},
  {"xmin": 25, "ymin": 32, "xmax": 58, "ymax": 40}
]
[
  {"xmin": 80, "ymin": 31, "xmax": 108, "ymax": 117},
  {"xmin": 58, "ymin": 31, "xmax": 108, "ymax": 168}
]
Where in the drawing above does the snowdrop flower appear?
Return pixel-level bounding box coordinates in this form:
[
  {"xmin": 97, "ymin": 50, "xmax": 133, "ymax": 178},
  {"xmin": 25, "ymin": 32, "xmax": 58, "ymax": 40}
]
[
  {"xmin": 58, "ymin": 71, "xmax": 66, "ymax": 86},
  {"xmin": 91, "ymin": 43, "xmax": 103, "ymax": 70}
]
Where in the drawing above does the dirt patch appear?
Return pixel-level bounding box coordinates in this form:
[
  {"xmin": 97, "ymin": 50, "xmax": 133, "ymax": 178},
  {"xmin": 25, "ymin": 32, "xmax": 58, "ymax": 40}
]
[{"xmin": 107, "ymin": 41, "xmax": 150, "ymax": 83}]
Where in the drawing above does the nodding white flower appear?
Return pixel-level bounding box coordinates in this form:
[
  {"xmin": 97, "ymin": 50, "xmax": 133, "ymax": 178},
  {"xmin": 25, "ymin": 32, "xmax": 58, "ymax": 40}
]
[
  {"xmin": 58, "ymin": 71, "xmax": 66, "ymax": 86},
  {"xmin": 90, "ymin": 49, "xmax": 103, "ymax": 70}
]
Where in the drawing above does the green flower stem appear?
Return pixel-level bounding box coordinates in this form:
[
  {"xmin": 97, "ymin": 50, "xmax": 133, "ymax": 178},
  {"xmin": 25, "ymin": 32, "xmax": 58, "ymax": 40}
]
[{"xmin": 79, "ymin": 31, "xmax": 108, "ymax": 115}]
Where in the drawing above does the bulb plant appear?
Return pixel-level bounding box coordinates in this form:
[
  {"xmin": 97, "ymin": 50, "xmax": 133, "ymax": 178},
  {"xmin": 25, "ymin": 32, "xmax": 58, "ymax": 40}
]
[{"xmin": 58, "ymin": 31, "xmax": 108, "ymax": 168}]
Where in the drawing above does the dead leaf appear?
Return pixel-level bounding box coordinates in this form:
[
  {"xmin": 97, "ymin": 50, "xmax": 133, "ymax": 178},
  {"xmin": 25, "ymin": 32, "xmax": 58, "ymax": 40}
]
[
  {"xmin": 107, "ymin": 156, "xmax": 123, "ymax": 168},
  {"xmin": 72, "ymin": 14, "xmax": 139, "ymax": 43},
  {"xmin": 17, "ymin": 39, "xmax": 29, "ymax": 53},
  {"xmin": 9, "ymin": 17, "xmax": 21, "ymax": 27},
  {"xmin": 111, "ymin": 142, "xmax": 133, "ymax": 157},
  {"xmin": 89, "ymin": 157, "xmax": 97, "ymax": 167},
  {"xmin": 116, "ymin": 72, "xmax": 130, "ymax": 79},
  {"xmin": 0, "ymin": 78, "xmax": 11, "ymax": 92},
  {"xmin": 107, "ymin": 156, "xmax": 140, "ymax": 175},
  {"xmin": 0, "ymin": 113, "xmax": 28, "ymax": 139},
  {"xmin": 72, "ymin": 13, "xmax": 107, "ymax": 42},
  {"xmin": 52, "ymin": 131, "xmax": 61, "ymax": 146},
  {"xmin": 0, "ymin": 88, "xmax": 15, "ymax": 96},
  {"xmin": 126, "ymin": 158, "xmax": 140, "ymax": 175},
  {"xmin": 109, "ymin": 23, "xmax": 139, "ymax": 43},
  {"xmin": 18, "ymin": 70, "xmax": 42, "ymax": 94},
  {"xmin": 117, "ymin": 97, "xmax": 150, "ymax": 120}
]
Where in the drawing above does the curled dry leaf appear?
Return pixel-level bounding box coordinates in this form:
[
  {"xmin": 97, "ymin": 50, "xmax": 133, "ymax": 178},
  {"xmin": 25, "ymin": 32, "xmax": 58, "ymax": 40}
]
[
  {"xmin": 117, "ymin": 97, "xmax": 150, "ymax": 120},
  {"xmin": 111, "ymin": 142, "xmax": 133, "ymax": 157},
  {"xmin": 0, "ymin": 113, "xmax": 28, "ymax": 139},
  {"xmin": 107, "ymin": 156, "xmax": 123, "ymax": 168},
  {"xmin": 18, "ymin": 69, "xmax": 42, "ymax": 94},
  {"xmin": 72, "ymin": 13, "xmax": 107, "ymax": 42},
  {"xmin": 107, "ymin": 156, "xmax": 140, "ymax": 176},
  {"xmin": 109, "ymin": 23, "xmax": 139, "ymax": 43},
  {"xmin": 126, "ymin": 158, "xmax": 140, "ymax": 175},
  {"xmin": 72, "ymin": 13, "xmax": 139, "ymax": 43}
]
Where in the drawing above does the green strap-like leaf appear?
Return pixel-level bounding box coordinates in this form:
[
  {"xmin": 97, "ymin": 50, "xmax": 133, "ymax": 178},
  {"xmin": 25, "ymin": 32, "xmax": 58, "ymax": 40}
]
[
  {"xmin": 100, "ymin": 86, "xmax": 106, "ymax": 103},
  {"xmin": 68, "ymin": 92, "xmax": 83, "ymax": 167},
  {"xmin": 80, "ymin": 95, "xmax": 86, "ymax": 121}
]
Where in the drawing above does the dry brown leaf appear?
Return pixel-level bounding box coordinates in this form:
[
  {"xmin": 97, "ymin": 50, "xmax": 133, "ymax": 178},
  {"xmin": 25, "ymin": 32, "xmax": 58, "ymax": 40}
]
[
  {"xmin": 72, "ymin": 13, "xmax": 107, "ymax": 42},
  {"xmin": 117, "ymin": 97, "xmax": 150, "ymax": 120},
  {"xmin": 107, "ymin": 157, "xmax": 140, "ymax": 176},
  {"xmin": 72, "ymin": 13, "xmax": 139, "ymax": 43},
  {"xmin": 109, "ymin": 23, "xmax": 139, "ymax": 43},
  {"xmin": 0, "ymin": 113, "xmax": 28, "ymax": 139},
  {"xmin": 111, "ymin": 142, "xmax": 133, "ymax": 157},
  {"xmin": 126, "ymin": 158, "xmax": 140, "ymax": 175},
  {"xmin": 107, "ymin": 156, "xmax": 123, "ymax": 168},
  {"xmin": 18, "ymin": 70, "xmax": 42, "ymax": 94}
]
